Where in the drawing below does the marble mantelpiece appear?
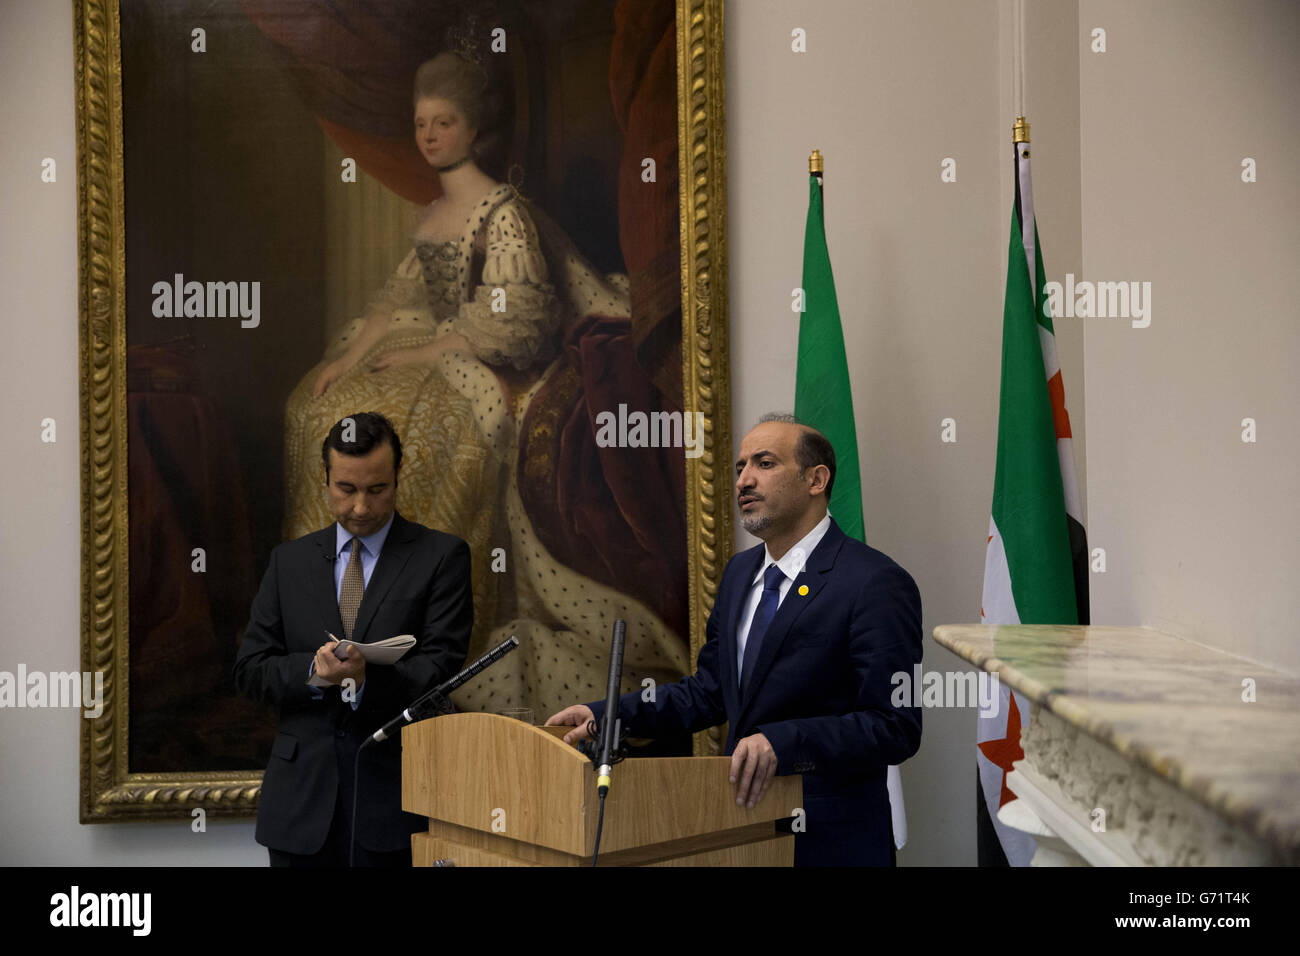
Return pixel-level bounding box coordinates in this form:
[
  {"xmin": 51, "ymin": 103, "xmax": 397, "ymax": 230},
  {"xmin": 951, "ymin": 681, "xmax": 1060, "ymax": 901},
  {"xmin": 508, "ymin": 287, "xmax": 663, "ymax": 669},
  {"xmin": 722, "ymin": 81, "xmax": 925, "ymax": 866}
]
[{"xmin": 933, "ymin": 624, "xmax": 1299, "ymax": 865}]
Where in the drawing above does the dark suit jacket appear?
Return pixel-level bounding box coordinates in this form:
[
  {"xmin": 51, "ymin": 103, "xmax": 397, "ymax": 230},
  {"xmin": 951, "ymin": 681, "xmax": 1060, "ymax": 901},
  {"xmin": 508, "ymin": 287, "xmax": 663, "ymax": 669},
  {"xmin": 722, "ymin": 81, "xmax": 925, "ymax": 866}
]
[
  {"xmin": 589, "ymin": 517, "xmax": 922, "ymax": 866},
  {"xmin": 234, "ymin": 512, "xmax": 472, "ymax": 855}
]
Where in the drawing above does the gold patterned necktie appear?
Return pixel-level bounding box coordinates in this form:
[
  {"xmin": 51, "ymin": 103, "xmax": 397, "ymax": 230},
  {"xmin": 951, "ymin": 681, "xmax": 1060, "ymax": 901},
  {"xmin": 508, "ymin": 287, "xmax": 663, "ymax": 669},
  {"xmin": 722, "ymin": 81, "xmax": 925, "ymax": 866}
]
[{"xmin": 339, "ymin": 537, "xmax": 365, "ymax": 640}]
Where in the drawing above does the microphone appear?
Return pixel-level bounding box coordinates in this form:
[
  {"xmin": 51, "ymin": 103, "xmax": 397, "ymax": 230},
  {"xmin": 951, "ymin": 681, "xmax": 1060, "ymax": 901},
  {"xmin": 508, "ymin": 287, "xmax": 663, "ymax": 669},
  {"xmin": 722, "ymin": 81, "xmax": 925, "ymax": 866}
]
[
  {"xmin": 594, "ymin": 619, "xmax": 626, "ymax": 797},
  {"xmin": 368, "ymin": 635, "xmax": 520, "ymax": 744}
]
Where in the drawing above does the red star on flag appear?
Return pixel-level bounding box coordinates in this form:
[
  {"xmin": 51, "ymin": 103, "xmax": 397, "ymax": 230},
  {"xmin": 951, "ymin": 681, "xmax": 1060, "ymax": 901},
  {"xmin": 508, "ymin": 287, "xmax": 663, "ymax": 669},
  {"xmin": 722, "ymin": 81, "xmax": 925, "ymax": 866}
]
[{"xmin": 978, "ymin": 690, "xmax": 1024, "ymax": 807}]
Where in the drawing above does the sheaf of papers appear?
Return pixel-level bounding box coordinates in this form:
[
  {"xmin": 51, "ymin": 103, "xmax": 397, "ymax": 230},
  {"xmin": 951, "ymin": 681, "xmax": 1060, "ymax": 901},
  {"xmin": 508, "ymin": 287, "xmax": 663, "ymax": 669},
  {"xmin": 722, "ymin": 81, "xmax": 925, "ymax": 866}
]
[{"xmin": 307, "ymin": 634, "xmax": 417, "ymax": 687}]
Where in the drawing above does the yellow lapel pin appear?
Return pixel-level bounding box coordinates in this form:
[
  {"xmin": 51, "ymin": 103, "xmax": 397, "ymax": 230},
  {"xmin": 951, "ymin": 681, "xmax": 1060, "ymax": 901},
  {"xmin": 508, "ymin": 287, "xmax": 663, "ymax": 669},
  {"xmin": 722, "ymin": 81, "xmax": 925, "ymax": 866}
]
[{"xmin": 798, "ymin": 585, "xmax": 809, "ymax": 596}]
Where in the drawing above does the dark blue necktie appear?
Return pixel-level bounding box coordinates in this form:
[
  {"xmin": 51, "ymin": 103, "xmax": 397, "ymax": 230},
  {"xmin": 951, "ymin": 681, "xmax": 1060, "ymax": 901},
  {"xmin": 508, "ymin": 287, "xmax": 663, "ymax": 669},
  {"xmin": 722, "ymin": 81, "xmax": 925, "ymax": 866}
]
[{"xmin": 741, "ymin": 563, "xmax": 786, "ymax": 696}]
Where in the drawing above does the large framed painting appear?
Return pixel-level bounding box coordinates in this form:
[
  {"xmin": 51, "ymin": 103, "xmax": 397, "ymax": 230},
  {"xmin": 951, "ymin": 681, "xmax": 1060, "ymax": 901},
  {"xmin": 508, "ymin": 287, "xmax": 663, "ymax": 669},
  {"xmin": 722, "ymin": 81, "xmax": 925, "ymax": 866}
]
[{"xmin": 76, "ymin": 0, "xmax": 731, "ymax": 821}]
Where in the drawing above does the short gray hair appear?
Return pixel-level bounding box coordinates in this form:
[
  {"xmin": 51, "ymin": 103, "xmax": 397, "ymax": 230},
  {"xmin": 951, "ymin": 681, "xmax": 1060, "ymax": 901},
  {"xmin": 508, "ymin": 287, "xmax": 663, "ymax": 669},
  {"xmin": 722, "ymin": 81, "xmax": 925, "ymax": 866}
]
[{"xmin": 757, "ymin": 412, "xmax": 799, "ymax": 427}]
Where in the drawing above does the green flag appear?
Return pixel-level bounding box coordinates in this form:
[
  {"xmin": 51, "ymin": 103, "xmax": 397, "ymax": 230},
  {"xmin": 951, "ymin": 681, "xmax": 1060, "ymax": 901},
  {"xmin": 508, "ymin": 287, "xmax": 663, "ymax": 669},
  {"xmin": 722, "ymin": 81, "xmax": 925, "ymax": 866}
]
[
  {"xmin": 795, "ymin": 169, "xmax": 906, "ymax": 847},
  {"xmin": 981, "ymin": 161, "xmax": 1081, "ymax": 627},
  {"xmin": 978, "ymin": 131, "xmax": 1088, "ymax": 868},
  {"xmin": 795, "ymin": 174, "xmax": 864, "ymax": 542}
]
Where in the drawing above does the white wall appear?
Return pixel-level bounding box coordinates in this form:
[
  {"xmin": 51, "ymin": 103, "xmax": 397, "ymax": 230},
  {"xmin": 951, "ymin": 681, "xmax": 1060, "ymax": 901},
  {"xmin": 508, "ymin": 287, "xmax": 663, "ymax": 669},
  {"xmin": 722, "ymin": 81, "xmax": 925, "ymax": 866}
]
[
  {"xmin": 1079, "ymin": 0, "xmax": 1300, "ymax": 673},
  {"xmin": 1, "ymin": 0, "xmax": 1293, "ymax": 866},
  {"xmin": 0, "ymin": 0, "xmax": 264, "ymax": 865},
  {"xmin": 724, "ymin": 0, "xmax": 1298, "ymax": 866},
  {"xmin": 727, "ymin": 0, "xmax": 1086, "ymax": 865}
]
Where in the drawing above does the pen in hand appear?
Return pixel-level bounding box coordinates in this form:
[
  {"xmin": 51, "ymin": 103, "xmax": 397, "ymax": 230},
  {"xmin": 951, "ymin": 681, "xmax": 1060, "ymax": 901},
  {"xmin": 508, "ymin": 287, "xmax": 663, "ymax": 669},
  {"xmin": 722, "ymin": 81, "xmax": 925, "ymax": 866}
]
[{"xmin": 325, "ymin": 631, "xmax": 348, "ymax": 660}]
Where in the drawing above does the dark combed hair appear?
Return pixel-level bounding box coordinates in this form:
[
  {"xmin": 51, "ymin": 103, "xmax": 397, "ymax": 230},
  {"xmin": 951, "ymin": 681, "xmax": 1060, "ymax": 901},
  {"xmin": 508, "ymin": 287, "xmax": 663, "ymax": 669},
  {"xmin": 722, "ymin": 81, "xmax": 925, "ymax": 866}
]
[
  {"xmin": 756, "ymin": 412, "xmax": 837, "ymax": 501},
  {"xmin": 321, "ymin": 412, "xmax": 403, "ymax": 477}
]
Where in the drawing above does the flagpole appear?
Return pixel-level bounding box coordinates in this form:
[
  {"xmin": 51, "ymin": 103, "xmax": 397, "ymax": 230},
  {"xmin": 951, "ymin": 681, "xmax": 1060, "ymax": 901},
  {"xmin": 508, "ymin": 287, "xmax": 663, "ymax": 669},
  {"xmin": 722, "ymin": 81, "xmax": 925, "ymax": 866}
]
[
  {"xmin": 1013, "ymin": 115, "xmax": 1035, "ymax": 297},
  {"xmin": 798, "ymin": 145, "xmax": 907, "ymax": 850}
]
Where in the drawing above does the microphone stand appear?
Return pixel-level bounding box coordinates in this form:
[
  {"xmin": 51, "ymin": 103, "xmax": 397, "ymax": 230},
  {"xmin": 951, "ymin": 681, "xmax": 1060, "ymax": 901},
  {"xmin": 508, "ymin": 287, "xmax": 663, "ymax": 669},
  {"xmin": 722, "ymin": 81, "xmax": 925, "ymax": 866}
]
[
  {"xmin": 586, "ymin": 620, "xmax": 627, "ymax": 866},
  {"xmin": 348, "ymin": 635, "xmax": 520, "ymax": 866}
]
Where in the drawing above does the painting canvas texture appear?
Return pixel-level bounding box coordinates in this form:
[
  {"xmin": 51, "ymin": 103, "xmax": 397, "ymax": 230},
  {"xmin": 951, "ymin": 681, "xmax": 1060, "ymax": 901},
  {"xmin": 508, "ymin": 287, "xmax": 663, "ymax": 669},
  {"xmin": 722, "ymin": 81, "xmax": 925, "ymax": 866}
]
[{"xmin": 121, "ymin": 0, "xmax": 690, "ymax": 773}]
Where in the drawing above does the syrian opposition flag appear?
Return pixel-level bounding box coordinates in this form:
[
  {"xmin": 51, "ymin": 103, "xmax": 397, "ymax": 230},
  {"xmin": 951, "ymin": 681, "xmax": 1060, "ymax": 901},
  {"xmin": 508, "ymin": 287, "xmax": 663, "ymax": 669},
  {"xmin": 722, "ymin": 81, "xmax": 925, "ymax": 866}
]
[
  {"xmin": 795, "ymin": 168, "xmax": 908, "ymax": 850},
  {"xmin": 977, "ymin": 126, "xmax": 1089, "ymax": 866}
]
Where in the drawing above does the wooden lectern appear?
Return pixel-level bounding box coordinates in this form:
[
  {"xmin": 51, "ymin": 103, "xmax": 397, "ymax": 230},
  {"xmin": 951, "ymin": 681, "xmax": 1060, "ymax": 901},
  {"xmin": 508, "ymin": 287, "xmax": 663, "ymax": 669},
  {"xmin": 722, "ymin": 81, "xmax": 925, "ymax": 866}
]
[{"xmin": 402, "ymin": 713, "xmax": 802, "ymax": 866}]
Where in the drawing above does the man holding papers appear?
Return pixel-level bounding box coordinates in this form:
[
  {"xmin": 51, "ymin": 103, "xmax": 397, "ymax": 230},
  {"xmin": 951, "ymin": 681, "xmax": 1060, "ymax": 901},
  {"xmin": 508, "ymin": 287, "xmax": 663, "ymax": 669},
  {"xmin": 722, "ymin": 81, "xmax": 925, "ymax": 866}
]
[{"xmin": 235, "ymin": 412, "xmax": 472, "ymax": 866}]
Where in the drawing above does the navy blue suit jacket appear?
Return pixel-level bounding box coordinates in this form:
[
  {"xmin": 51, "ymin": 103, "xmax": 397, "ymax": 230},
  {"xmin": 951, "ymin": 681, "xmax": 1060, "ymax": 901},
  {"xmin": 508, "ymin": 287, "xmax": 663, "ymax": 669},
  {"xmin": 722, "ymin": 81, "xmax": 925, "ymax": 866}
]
[{"xmin": 590, "ymin": 517, "xmax": 922, "ymax": 865}]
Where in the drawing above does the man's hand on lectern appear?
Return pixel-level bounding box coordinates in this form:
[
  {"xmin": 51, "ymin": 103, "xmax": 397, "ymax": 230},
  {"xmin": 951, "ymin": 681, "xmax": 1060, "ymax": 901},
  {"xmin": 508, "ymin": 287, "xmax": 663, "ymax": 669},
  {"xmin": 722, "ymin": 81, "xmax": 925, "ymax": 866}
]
[
  {"xmin": 545, "ymin": 704, "xmax": 596, "ymax": 746},
  {"xmin": 730, "ymin": 732, "xmax": 777, "ymax": 808}
]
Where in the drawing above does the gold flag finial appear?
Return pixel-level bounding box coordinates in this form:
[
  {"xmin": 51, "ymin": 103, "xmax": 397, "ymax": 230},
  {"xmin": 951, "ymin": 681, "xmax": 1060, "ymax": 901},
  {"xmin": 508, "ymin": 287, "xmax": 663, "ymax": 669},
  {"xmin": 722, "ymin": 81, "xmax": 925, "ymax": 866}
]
[
  {"xmin": 1013, "ymin": 116, "xmax": 1030, "ymax": 144},
  {"xmin": 809, "ymin": 149, "xmax": 824, "ymax": 175}
]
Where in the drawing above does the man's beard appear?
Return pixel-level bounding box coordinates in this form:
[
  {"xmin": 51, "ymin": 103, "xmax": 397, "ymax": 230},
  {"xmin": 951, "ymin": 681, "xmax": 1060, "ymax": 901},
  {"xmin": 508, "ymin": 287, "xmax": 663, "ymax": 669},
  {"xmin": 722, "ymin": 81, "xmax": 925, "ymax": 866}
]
[{"xmin": 740, "ymin": 512, "xmax": 772, "ymax": 535}]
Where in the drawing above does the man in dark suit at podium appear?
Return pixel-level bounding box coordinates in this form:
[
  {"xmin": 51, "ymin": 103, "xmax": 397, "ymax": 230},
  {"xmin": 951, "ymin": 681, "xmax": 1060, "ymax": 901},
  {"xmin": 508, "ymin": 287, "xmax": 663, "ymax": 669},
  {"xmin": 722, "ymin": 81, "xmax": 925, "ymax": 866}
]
[
  {"xmin": 235, "ymin": 412, "xmax": 472, "ymax": 866},
  {"xmin": 546, "ymin": 415, "xmax": 923, "ymax": 866}
]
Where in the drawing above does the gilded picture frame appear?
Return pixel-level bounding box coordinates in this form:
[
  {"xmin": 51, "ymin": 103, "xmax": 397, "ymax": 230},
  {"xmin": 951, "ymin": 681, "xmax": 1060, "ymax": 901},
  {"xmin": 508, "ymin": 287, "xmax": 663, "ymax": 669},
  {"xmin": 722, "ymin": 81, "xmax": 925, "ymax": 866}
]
[{"xmin": 76, "ymin": 0, "xmax": 731, "ymax": 822}]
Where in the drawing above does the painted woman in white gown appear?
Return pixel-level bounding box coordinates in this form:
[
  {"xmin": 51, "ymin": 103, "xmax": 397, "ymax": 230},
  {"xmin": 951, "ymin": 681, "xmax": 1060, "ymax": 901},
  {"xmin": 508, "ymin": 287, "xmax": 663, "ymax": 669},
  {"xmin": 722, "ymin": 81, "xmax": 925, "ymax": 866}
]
[{"xmin": 283, "ymin": 53, "xmax": 687, "ymax": 716}]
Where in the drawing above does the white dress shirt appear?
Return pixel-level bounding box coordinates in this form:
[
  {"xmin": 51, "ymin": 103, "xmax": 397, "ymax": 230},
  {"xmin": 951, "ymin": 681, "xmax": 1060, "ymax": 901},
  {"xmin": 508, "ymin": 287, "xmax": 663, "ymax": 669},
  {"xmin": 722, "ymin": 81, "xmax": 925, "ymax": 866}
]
[{"xmin": 735, "ymin": 512, "xmax": 832, "ymax": 677}]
